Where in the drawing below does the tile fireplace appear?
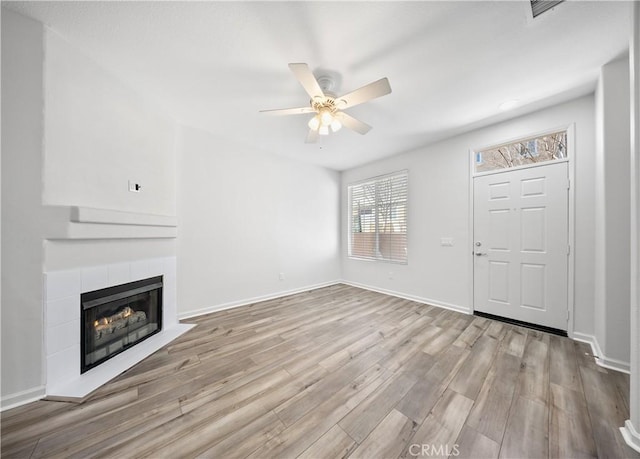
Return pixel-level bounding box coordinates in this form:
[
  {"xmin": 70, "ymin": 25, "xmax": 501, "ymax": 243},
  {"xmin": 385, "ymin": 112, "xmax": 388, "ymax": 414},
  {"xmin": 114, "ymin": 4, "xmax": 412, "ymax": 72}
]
[{"xmin": 44, "ymin": 257, "xmax": 194, "ymax": 400}]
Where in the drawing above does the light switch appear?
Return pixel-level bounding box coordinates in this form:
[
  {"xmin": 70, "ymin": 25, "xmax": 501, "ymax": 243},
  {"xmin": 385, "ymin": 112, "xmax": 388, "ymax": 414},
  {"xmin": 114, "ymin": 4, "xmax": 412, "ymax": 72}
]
[{"xmin": 440, "ymin": 237, "xmax": 454, "ymax": 247}]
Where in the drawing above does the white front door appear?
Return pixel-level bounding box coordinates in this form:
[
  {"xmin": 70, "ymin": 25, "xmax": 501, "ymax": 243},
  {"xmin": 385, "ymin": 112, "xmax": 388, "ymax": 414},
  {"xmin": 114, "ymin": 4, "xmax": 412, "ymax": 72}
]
[{"xmin": 473, "ymin": 162, "xmax": 569, "ymax": 331}]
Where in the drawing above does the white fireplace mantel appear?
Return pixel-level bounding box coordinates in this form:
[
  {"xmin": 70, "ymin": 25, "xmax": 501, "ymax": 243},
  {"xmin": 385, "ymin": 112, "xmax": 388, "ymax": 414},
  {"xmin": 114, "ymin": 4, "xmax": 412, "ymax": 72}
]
[{"xmin": 43, "ymin": 206, "xmax": 177, "ymax": 240}]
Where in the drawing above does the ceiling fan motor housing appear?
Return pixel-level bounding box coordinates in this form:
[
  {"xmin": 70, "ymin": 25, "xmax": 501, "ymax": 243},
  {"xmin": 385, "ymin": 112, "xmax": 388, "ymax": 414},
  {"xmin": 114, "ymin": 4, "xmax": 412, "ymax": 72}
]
[
  {"xmin": 316, "ymin": 75, "xmax": 336, "ymax": 93},
  {"xmin": 312, "ymin": 96, "xmax": 338, "ymax": 114}
]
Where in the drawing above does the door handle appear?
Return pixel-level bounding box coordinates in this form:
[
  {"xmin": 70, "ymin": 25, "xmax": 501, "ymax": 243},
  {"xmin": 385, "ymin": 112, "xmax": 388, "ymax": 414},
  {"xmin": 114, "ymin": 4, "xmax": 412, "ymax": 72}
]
[{"xmin": 475, "ymin": 252, "xmax": 487, "ymax": 256}]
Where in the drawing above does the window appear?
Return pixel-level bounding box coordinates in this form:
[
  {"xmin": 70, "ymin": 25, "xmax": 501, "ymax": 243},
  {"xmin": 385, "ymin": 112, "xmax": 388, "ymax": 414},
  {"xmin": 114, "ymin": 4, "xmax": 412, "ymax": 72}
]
[
  {"xmin": 348, "ymin": 171, "xmax": 408, "ymax": 263},
  {"xmin": 474, "ymin": 130, "xmax": 567, "ymax": 174}
]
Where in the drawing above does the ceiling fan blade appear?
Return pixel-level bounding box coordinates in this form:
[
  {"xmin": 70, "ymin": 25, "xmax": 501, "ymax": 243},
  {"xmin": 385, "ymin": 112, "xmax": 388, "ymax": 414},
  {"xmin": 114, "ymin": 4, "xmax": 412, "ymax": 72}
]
[
  {"xmin": 305, "ymin": 128, "xmax": 319, "ymax": 144},
  {"xmin": 336, "ymin": 78, "xmax": 391, "ymax": 109},
  {"xmin": 259, "ymin": 107, "xmax": 315, "ymax": 116},
  {"xmin": 289, "ymin": 63, "xmax": 325, "ymax": 100},
  {"xmin": 335, "ymin": 112, "xmax": 372, "ymax": 135}
]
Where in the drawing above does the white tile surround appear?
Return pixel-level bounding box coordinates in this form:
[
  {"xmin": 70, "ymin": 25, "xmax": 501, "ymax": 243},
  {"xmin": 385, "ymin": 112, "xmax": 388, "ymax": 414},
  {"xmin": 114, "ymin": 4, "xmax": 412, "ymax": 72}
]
[{"xmin": 43, "ymin": 256, "xmax": 194, "ymax": 400}]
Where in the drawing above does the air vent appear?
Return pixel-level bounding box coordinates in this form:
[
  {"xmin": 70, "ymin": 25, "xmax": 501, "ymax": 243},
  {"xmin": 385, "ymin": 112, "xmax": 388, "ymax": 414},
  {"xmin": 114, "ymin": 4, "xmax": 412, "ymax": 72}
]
[{"xmin": 530, "ymin": 0, "xmax": 564, "ymax": 18}]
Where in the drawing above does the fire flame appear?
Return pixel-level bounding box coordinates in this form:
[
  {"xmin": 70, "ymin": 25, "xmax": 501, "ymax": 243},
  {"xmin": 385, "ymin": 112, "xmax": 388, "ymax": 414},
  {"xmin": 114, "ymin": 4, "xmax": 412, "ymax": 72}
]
[{"xmin": 94, "ymin": 307, "xmax": 135, "ymax": 329}]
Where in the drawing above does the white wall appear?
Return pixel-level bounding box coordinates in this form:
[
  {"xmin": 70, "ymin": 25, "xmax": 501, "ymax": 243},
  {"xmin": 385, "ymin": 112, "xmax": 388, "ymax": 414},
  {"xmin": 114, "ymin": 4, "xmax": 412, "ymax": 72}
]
[
  {"xmin": 1, "ymin": 10, "xmax": 179, "ymax": 408},
  {"xmin": 41, "ymin": 30, "xmax": 178, "ymax": 274},
  {"xmin": 177, "ymin": 126, "xmax": 341, "ymax": 317},
  {"xmin": 626, "ymin": 1, "xmax": 640, "ymax": 447},
  {"xmin": 43, "ymin": 30, "xmax": 177, "ymax": 216},
  {"xmin": 1, "ymin": 9, "xmax": 47, "ymax": 405},
  {"xmin": 342, "ymin": 96, "xmax": 597, "ymax": 336},
  {"xmin": 594, "ymin": 56, "xmax": 631, "ymax": 367}
]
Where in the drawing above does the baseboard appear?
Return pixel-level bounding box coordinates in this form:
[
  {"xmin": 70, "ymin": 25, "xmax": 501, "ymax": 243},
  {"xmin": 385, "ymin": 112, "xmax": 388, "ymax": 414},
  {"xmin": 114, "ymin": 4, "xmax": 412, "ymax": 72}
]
[
  {"xmin": 620, "ymin": 420, "xmax": 640, "ymax": 453},
  {"xmin": 178, "ymin": 280, "xmax": 342, "ymax": 320},
  {"xmin": 340, "ymin": 280, "xmax": 471, "ymax": 315},
  {"xmin": 1, "ymin": 385, "xmax": 46, "ymax": 412},
  {"xmin": 572, "ymin": 332, "xmax": 631, "ymax": 374}
]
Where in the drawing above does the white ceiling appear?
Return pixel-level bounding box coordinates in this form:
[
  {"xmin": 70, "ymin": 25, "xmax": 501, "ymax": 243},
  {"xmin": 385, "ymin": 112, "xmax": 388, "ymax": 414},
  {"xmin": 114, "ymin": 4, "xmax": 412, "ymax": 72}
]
[{"xmin": 4, "ymin": 1, "xmax": 632, "ymax": 170}]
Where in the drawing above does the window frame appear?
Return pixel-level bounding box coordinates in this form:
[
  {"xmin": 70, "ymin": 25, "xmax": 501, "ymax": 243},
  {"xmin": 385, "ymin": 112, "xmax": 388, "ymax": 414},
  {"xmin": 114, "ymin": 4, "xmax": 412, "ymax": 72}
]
[
  {"xmin": 471, "ymin": 127, "xmax": 569, "ymax": 177},
  {"xmin": 347, "ymin": 170, "xmax": 409, "ymax": 264}
]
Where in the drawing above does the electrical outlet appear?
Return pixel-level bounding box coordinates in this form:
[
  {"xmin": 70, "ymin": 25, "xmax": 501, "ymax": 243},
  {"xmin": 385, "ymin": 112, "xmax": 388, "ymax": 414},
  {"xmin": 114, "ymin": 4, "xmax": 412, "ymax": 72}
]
[
  {"xmin": 128, "ymin": 181, "xmax": 142, "ymax": 193},
  {"xmin": 440, "ymin": 237, "xmax": 454, "ymax": 247},
  {"xmin": 388, "ymin": 271, "xmax": 394, "ymax": 280},
  {"xmin": 279, "ymin": 272, "xmax": 285, "ymax": 281}
]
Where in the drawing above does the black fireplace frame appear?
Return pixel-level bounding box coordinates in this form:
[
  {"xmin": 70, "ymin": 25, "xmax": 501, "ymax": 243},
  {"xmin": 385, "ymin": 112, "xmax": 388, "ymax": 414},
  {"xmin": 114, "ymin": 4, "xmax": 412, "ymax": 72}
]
[{"xmin": 80, "ymin": 276, "xmax": 163, "ymax": 374}]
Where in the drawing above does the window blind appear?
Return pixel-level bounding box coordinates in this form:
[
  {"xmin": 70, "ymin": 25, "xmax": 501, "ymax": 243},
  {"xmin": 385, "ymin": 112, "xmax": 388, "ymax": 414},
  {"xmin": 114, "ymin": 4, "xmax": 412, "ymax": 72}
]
[
  {"xmin": 530, "ymin": 0, "xmax": 564, "ymax": 18},
  {"xmin": 348, "ymin": 171, "xmax": 408, "ymax": 263}
]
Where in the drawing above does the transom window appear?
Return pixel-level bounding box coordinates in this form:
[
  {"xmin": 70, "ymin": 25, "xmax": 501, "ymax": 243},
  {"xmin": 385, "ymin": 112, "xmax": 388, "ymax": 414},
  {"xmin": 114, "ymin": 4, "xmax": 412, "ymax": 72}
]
[
  {"xmin": 473, "ymin": 130, "xmax": 567, "ymax": 174},
  {"xmin": 348, "ymin": 171, "xmax": 408, "ymax": 263}
]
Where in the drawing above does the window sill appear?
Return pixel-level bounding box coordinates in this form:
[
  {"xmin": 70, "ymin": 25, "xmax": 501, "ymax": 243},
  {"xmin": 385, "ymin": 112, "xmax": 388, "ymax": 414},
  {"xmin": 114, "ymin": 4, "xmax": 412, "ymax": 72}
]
[{"xmin": 347, "ymin": 255, "xmax": 408, "ymax": 265}]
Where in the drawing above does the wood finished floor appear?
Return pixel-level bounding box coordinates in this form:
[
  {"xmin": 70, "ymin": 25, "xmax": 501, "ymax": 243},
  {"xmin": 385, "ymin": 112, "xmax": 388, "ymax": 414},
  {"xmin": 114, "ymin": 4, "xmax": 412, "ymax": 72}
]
[{"xmin": 2, "ymin": 284, "xmax": 638, "ymax": 459}]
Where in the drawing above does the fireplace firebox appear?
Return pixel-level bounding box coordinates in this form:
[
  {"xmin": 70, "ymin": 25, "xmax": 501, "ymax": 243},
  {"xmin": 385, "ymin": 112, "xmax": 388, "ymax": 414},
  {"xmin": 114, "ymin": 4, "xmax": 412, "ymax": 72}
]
[{"xmin": 81, "ymin": 276, "xmax": 163, "ymax": 373}]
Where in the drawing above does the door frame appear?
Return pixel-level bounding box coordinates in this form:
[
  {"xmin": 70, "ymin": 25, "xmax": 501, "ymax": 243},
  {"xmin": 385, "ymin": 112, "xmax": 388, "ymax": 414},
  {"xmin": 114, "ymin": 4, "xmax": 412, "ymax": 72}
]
[{"xmin": 468, "ymin": 124, "xmax": 576, "ymax": 336}]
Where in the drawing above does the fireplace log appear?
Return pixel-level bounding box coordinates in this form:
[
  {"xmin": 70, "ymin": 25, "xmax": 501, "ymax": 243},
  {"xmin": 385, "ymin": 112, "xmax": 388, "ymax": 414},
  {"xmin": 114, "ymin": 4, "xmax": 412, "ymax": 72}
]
[{"xmin": 94, "ymin": 309, "xmax": 147, "ymax": 340}]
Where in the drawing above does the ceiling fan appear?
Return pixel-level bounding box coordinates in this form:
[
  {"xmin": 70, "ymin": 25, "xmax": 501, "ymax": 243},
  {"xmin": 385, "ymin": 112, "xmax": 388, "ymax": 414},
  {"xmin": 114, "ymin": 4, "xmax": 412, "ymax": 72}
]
[{"xmin": 260, "ymin": 63, "xmax": 392, "ymax": 143}]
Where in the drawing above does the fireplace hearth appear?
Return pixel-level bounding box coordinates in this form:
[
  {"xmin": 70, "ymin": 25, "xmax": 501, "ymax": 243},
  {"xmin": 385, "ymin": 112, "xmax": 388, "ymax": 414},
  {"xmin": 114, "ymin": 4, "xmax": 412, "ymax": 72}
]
[
  {"xmin": 43, "ymin": 257, "xmax": 194, "ymax": 401},
  {"xmin": 81, "ymin": 276, "xmax": 163, "ymax": 373}
]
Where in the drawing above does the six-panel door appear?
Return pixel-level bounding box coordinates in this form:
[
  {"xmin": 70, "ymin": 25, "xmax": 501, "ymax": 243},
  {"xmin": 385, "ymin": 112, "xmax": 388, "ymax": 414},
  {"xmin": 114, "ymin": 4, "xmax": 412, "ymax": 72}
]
[{"xmin": 473, "ymin": 162, "xmax": 569, "ymax": 330}]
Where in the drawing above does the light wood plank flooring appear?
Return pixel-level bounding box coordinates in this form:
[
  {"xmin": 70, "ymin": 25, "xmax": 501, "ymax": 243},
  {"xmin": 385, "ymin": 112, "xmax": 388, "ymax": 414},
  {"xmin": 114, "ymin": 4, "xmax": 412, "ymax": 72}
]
[{"xmin": 2, "ymin": 285, "xmax": 638, "ymax": 458}]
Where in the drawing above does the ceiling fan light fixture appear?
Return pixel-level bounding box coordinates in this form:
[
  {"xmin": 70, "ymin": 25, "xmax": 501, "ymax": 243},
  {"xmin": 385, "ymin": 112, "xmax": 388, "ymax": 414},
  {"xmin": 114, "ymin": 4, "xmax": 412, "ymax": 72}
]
[
  {"xmin": 308, "ymin": 115, "xmax": 320, "ymax": 131},
  {"xmin": 320, "ymin": 110, "xmax": 334, "ymax": 126},
  {"xmin": 260, "ymin": 63, "xmax": 392, "ymax": 143}
]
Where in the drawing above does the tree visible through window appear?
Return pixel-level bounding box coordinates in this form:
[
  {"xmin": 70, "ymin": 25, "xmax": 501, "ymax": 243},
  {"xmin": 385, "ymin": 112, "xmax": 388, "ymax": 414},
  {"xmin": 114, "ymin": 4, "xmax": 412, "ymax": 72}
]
[
  {"xmin": 348, "ymin": 171, "xmax": 408, "ymax": 263},
  {"xmin": 474, "ymin": 130, "xmax": 567, "ymax": 173}
]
